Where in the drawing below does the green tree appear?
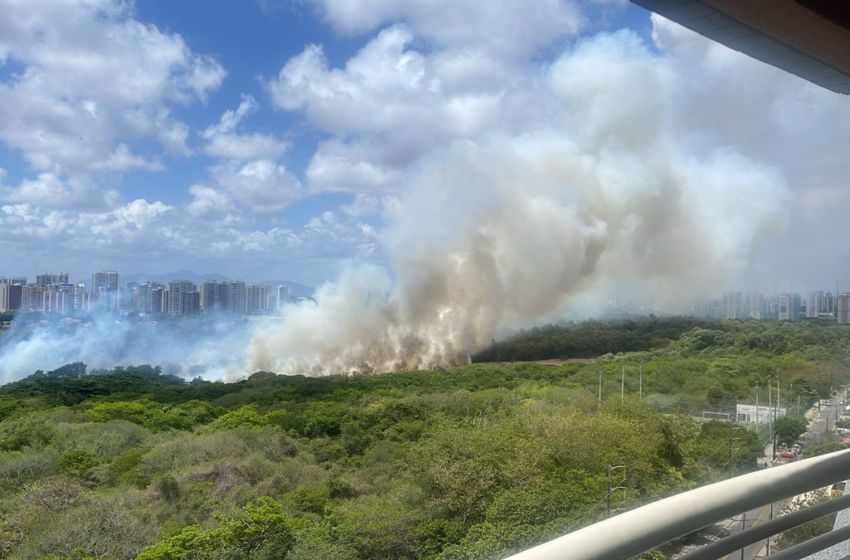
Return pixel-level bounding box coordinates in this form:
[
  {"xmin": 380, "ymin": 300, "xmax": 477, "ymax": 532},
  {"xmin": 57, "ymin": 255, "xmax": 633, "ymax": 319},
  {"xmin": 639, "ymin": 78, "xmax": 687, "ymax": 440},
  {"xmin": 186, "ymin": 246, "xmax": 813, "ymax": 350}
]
[
  {"xmin": 774, "ymin": 416, "xmax": 808, "ymax": 445},
  {"xmin": 801, "ymin": 442, "xmax": 845, "ymax": 458}
]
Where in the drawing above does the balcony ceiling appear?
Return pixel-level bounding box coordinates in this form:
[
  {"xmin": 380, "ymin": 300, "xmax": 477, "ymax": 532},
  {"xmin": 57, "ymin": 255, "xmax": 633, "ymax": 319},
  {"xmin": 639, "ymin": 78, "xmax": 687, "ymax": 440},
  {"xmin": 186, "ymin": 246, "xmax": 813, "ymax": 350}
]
[{"xmin": 631, "ymin": 0, "xmax": 850, "ymax": 94}]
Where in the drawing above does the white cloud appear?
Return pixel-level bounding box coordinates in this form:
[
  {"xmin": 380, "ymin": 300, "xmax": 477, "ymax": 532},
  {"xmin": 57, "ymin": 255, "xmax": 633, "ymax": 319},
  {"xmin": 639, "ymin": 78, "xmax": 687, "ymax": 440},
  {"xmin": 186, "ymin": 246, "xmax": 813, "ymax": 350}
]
[
  {"xmin": 212, "ymin": 159, "xmax": 304, "ymax": 212},
  {"xmin": 205, "ymin": 133, "xmax": 290, "ymax": 161},
  {"xmin": 268, "ymin": 25, "xmax": 553, "ymax": 193},
  {"xmin": 0, "ymin": 171, "xmax": 118, "ymax": 211},
  {"xmin": 187, "ymin": 184, "xmax": 238, "ymax": 220},
  {"xmin": 202, "ymin": 95, "xmax": 289, "ymax": 161},
  {"xmin": 0, "ymin": 0, "xmax": 225, "ymax": 176},
  {"xmin": 202, "ymin": 96, "xmax": 295, "ymax": 209},
  {"xmin": 309, "ymin": 0, "xmax": 584, "ymax": 57},
  {"xmin": 203, "ymin": 95, "xmax": 259, "ymax": 138},
  {"xmin": 304, "ymin": 139, "xmax": 406, "ymax": 193},
  {"xmin": 341, "ymin": 193, "xmax": 381, "ymax": 217},
  {"xmin": 0, "ymin": 194, "xmax": 377, "ymax": 284}
]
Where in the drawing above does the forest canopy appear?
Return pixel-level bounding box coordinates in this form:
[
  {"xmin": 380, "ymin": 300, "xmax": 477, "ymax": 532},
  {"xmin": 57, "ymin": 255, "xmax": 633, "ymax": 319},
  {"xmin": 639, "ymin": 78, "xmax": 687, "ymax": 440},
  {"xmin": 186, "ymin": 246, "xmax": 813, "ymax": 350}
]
[{"xmin": 0, "ymin": 317, "xmax": 846, "ymax": 559}]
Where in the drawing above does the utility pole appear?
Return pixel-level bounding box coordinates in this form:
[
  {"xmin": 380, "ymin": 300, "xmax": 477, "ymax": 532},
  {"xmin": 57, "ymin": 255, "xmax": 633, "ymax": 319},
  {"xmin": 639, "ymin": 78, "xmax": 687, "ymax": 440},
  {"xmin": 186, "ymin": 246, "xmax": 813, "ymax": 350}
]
[
  {"xmin": 755, "ymin": 382, "xmax": 760, "ymax": 436},
  {"xmin": 639, "ymin": 361, "xmax": 643, "ymax": 400},
  {"xmin": 598, "ymin": 370, "xmax": 602, "ymax": 408},
  {"xmin": 740, "ymin": 512, "xmax": 746, "ymax": 560},
  {"xmin": 769, "ymin": 378, "xmax": 774, "ymax": 460},
  {"xmin": 789, "ymin": 383, "xmax": 793, "ymax": 414},
  {"xmin": 621, "ymin": 365, "xmax": 625, "ymax": 403},
  {"xmin": 729, "ymin": 426, "xmax": 740, "ymax": 467}
]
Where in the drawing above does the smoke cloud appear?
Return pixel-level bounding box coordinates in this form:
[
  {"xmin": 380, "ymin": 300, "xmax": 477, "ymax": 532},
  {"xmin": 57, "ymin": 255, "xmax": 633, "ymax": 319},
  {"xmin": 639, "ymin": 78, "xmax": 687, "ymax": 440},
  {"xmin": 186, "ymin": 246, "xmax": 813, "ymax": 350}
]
[
  {"xmin": 0, "ymin": 28, "xmax": 793, "ymax": 382},
  {"xmin": 247, "ymin": 30, "xmax": 789, "ymax": 375},
  {"xmin": 0, "ymin": 314, "xmax": 254, "ymax": 384}
]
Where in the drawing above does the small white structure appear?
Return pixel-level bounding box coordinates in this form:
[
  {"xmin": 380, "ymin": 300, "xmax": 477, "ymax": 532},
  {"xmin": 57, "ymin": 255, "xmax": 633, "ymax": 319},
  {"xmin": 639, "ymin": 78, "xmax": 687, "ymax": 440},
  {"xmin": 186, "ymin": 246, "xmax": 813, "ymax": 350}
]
[{"xmin": 737, "ymin": 404, "xmax": 786, "ymax": 424}]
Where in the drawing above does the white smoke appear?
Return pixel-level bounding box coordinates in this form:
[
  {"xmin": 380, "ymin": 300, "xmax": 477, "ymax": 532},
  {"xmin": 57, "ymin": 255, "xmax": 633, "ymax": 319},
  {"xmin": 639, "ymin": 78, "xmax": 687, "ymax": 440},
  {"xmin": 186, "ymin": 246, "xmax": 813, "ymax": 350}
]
[
  {"xmin": 0, "ymin": 315, "xmax": 254, "ymax": 384},
  {"xmin": 246, "ymin": 30, "xmax": 790, "ymax": 375},
  {"xmin": 0, "ymin": 27, "xmax": 795, "ymax": 382}
]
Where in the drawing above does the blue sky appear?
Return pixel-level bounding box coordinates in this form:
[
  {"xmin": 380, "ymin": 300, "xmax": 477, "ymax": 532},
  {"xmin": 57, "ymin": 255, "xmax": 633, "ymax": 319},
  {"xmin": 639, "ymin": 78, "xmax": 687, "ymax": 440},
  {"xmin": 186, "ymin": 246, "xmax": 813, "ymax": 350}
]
[{"xmin": 1, "ymin": 0, "xmax": 849, "ymax": 300}]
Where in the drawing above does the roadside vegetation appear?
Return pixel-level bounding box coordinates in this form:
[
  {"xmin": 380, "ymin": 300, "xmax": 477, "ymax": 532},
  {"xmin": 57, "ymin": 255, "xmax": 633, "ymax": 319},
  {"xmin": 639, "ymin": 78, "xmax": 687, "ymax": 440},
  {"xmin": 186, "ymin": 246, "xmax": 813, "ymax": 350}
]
[{"xmin": 0, "ymin": 317, "xmax": 847, "ymax": 559}]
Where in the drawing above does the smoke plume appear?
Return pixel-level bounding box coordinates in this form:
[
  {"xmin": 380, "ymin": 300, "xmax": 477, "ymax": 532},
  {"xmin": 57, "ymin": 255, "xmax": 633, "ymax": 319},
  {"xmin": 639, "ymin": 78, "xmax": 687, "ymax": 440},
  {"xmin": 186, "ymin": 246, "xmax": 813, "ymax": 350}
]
[
  {"xmin": 246, "ymin": 31, "xmax": 789, "ymax": 375},
  {"xmin": 0, "ymin": 29, "xmax": 792, "ymax": 382}
]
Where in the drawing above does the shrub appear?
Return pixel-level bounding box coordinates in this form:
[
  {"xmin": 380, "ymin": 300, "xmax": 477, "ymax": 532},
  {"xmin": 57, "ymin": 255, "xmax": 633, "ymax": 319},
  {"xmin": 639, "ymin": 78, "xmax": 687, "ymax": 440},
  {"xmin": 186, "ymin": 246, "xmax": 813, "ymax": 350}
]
[
  {"xmin": 57, "ymin": 450, "xmax": 100, "ymax": 479},
  {"xmin": 205, "ymin": 405, "xmax": 269, "ymax": 432},
  {"xmin": 0, "ymin": 414, "xmax": 59, "ymax": 451},
  {"xmin": 136, "ymin": 497, "xmax": 297, "ymax": 560}
]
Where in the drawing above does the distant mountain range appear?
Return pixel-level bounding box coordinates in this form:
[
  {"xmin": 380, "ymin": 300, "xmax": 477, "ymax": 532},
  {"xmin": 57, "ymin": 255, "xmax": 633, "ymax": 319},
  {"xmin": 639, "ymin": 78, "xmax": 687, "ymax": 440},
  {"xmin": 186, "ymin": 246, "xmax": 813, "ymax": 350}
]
[{"xmin": 121, "ymin": 271, "xmax": 314, "ymax": 297}]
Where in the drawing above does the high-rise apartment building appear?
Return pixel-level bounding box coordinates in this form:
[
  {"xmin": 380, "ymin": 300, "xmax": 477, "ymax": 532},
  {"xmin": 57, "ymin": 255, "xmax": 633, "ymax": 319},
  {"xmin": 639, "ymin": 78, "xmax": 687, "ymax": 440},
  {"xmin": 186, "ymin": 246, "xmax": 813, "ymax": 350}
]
[
  {"xmin": 152, "ymin": 287, "xmax": 166, "ymax": 313},
  {"xmin": 807, "ymin": 291, "xmax": 824, "ymax": 318},
  {"xmin": 7, "ymin": 284, "xmax": 22, "ymax": 311},
  {"xmin": 225, "ymin": 280, "xmax": 247, "ymax": 315},
  {"xmin": 21, "ymin": 286, "xmax": 44, "ymax": 312},
  {"xmin": 35, "ymin": 273, "xmax": 69, "ymax": 288},
  {"xmin": 73, "ymin": 284, "xmax": 86, "ymax": 311},
  {"xmin": 166, "ymin": 280, "xmax": 198, "ymax": 316},
  {"xmin": 745, "ymin": 290, "xmax": 767, "ymax": 320},
  {"xmin": 246, "ymin": 284, "xmax": 273, "ymax": 315},
  {"xmin": 200, "ymin": 280, "xmax": 227, "ymax": 313},
  {"xmin": 823, "ymin": 292, "xmax": 836, "ymax": 316},
  {"xmin": 91, "ymin": 271, "xmax": 120, "ymax": 311},
  {"xmin": 136, "ymin": 282, "xmax": 154, "ymax": 313},
  {"xmin": 0, "ymin": 283, "xmax": 8, "ymax": 312},
  {"xmin": 778, "ymin": 293, "xmax": 802, "ymax": 321},
  {"xmin": 838, "ymin": 293, "xmax": 850, "ymax": 324},
  {"xmin": 723, "ymin": 292, "xmax": 743, "ymax": 319}
]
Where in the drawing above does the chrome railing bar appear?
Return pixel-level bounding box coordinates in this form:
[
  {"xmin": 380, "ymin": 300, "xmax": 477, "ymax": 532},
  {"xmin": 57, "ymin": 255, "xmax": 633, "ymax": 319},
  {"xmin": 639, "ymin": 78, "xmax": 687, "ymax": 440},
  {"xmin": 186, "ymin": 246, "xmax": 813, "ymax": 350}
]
[
  {"xmin": 764, "ymin": 523, "xmax": 850, "ymax": 560},
  {"xmin": 503, "ymin": 450, "xmax": 850, "ymax": 560},
  {"xmin": 677, "ymin": 493, "xmax": 850, "ymax": 560}
]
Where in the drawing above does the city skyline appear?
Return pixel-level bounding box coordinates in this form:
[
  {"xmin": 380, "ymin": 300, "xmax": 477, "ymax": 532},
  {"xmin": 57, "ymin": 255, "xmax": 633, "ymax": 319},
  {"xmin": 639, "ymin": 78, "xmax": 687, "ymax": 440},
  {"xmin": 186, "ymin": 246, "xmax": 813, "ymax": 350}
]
[{"xmin": 10, "ymin": 265, "xmax": 850, "ymax": 322}]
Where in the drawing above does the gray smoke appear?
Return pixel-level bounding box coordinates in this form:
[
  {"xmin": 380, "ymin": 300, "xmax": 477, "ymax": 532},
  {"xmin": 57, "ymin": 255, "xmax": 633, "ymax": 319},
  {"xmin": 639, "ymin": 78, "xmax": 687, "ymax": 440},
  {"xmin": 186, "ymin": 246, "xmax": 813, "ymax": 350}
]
[
  {"xmin": 0, "ymin": 29, "xmax": 792, "ymax": 382},
  {"xmin": 247, "ymin": 31, "xmax": 789, "ymax": 375}
]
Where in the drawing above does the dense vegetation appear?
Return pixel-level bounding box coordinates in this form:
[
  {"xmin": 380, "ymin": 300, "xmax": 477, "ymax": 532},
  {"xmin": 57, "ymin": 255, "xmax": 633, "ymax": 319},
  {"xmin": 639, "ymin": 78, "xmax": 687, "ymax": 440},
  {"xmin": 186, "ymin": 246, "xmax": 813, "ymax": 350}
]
[
  {"xmin": 0, "ymin": 317, "xmax": 847, "ymax": 559},
  {"xmin": 472, "ymin": 316, "xmax": 717, "ymax": 361}
]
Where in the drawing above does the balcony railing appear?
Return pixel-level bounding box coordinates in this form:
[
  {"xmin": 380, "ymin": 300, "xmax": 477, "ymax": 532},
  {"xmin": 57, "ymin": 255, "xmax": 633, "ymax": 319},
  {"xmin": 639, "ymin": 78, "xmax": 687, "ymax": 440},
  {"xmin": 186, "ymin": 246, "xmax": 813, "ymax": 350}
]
[{"xmin": 504, "ymin": 449, "xmax": 850, "ymax": 560}]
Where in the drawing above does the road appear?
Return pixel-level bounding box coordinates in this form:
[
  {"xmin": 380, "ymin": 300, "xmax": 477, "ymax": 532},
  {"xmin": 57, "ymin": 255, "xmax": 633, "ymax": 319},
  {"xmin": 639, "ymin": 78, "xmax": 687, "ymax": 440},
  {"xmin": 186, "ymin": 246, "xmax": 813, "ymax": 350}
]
[
  {"xmin": 802, "ymin": 396, "xmax": 844, "ymax": 446},
  {"xmin": 709, "ymin": 392, "xmax": 846, "ymax": 560},
  {"xmin": 716, "ymin": 503, "xmax": 773, "ymax": 560}
]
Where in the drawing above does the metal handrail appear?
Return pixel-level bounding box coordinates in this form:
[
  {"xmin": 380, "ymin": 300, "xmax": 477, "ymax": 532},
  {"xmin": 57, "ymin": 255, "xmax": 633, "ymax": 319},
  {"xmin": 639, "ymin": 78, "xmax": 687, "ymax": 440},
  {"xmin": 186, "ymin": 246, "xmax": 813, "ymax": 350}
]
[
  {"xmin": 503, "ymin": 449, "xmax": 850, "ymax": 560},
  {"xmin": 678, "ymin": 492, "xmax": 850, "ymax": 560}
]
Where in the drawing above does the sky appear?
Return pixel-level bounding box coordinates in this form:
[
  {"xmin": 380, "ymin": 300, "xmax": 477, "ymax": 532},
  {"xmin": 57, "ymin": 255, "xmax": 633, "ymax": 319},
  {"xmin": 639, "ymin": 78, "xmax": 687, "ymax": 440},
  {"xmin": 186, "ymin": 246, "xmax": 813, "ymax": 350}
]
[{"xmin": 1, "ymin": 0, "xmax": 849, "ymax": 297}]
